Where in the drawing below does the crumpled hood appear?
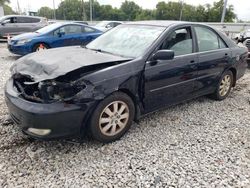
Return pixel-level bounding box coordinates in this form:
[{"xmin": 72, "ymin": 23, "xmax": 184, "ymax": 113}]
[
  {"xmin": 11, "ymin": 32, "xmax": 40, "ymax": 41},
  {"xmin": 11, "ymin": 46, "xmax": 131, "ymax": 82}
]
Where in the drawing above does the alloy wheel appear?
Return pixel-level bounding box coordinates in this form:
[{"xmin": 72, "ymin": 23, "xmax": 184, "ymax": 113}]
[
  {"xmin": 99, "ymin": 101, "xmax": 129, "ymax": 136},
  {"xmin": 219, "ymin": 75, "xmax": 231, "ymax": 97}
]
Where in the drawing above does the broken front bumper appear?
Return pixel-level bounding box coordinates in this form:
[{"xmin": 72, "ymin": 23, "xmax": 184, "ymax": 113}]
[{"xmin": 4, "ymin": 79, "xmax": 94, "ymax": 140}]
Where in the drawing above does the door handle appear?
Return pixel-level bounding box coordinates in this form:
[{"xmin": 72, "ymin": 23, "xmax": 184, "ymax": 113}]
[{"xmin": 190, "ymin": 60, "xmax": 196, "ymax": 63}]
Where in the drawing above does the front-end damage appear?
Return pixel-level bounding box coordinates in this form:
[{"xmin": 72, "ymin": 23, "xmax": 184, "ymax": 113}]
[
  {"xmin": 13, "ymin": 73, "xmax": 87, "ymax": 104},
  {"xmin": 11, "ymin": 62, "xmax": 125, "ymax": 104},
  {"xmin": 5, "ymin": 62, "xmax": 128, "ymax": 139},
  {"xmin": 5, "ymin": 46, "xmax": 144, "ymax": 139}
]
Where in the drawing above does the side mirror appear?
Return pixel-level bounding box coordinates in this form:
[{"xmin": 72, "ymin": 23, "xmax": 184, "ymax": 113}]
[{"xmin": 152, "ymin": 50, "xmax": 174, "ymax": 61}]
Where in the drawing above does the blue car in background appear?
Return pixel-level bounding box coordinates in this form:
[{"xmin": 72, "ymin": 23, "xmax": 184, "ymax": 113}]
[{"xmin": 7, "ymin": 22, "xmax": 102, "ymax": 55}]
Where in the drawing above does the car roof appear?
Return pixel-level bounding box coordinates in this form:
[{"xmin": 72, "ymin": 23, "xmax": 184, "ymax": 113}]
[
  {"xmin": 125, "ymin": 20, "xmax": 203, "ymax": 28},
  {"xmin": 48, "ymin": 22, "xmax": 100, "ymax": 31},
  {"xmin": 101, "ymin": 20, "xmax": 123, "ymax": 23},
  {"xmin": 1, "ymin": 15, "xmax": 45, "ymax": 19}
]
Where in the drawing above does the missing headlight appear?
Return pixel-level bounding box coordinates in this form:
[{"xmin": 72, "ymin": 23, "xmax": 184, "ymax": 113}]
[{"xmin": 38, "ymin": 81, "xmax": 86, "ymax": 102}]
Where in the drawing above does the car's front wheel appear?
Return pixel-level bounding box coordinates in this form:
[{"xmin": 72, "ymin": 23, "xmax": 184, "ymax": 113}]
[
  {"xmin": 89, "ymin": 92, "xmax": 135, "ymax": 143},
  {"xmin": 211, "ymin": 70, "xmax": 233, "ymax": 100}
]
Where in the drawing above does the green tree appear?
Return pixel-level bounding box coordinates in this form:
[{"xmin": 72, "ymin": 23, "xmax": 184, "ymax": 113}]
[
  {"xmin": 156, "ymin": 1, "xmax": 182, "ymax": 20},
  {"xmin": 56, "ymin": 0, "xmax": 82, "ymax": 20},
  {"xmin": 120, "ymin": 0, "xmax": 141, "ymax": 21},
  {"xmin": 206, "ymin": 0, "xmax": 236, "ymax": 22},
  {"xmin": 0, "ymin": 0, "xmax": 9, "ymax": 5},
  {"xmin": 135, "ymin": 9, "xmax": 155, "ymax": 20},
  {"xmin": 38, "ymin": 7, "xmax": 54, "ymax": 19},
  {"xmin": 3, "ymin": 4, "xmax": 15, "ymax": 15},
  {"xmin": 45, "ymin": 0, "xmax": 237, "ymax": 22}
]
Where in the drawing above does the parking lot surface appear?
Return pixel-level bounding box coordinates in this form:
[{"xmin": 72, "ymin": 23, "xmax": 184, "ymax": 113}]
[{"xmin": 0, "ymin": 43, "xmax": 250, "ymax": 187}]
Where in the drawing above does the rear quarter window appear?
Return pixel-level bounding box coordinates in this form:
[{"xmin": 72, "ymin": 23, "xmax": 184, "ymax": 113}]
[
  {"xmin": 84, "ymin": 27, "xmax": 95, "ymax": 33},
  {"xmin": 17, "ymin": 17, "xmax": 40, "ymax": 23}
]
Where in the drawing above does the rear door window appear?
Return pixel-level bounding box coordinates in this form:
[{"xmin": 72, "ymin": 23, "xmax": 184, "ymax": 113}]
[
  {"xmin": 16, "ymin": 17, "xmax": 40, "ymax": 23},
  {"xmin": 64, "ymin": 25, "xmax": 82, "ymax": 34},
  {"xmin": 54, "ymin": 25, "xmax": 83, "ymax": 35},
  {"xmin": 84, "ymin": 27, "xmax": 95, "ymax": 33},
  {"xmin": 194, "ymin": 26, "xmax": 227, "ymax": 52}
]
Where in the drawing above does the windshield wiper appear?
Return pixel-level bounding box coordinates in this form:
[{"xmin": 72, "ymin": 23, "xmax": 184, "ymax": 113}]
[{"xmin": 86, "ymin": 48, "xmax": 132, "ymax": 58}]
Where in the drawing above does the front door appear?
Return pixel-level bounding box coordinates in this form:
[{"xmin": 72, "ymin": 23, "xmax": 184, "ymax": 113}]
[
  {"xmin": 1, "ymin": 16, "xmax": 18, "ymax": 37},
  {"xmin": 144, "ymin": 26, "xmax": 198, "ymax": 113},
  {"xmin": 51, "ymin": 25, "xmax": 84, "ymax": 48}
]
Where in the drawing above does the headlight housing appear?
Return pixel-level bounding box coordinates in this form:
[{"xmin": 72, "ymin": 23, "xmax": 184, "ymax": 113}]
[
  {"xmin": 38, "ymin": 80, "xmax": 86, "ymax": 102},
  {"xmin": 16, "ymin": 39, "xmax": 32, "ymax": 45}
]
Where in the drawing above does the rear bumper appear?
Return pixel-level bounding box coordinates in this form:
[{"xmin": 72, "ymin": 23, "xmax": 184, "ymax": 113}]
[{"xmin": 4, "ymin": 79, "xmax": 94, "ymax": 140}]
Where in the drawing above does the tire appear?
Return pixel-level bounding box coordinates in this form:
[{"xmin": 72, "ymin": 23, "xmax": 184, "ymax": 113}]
[
  {"xmin": 33, "ymin": 43, "xmax": 49, "ymax": 52},
  {"xmin": 89, "ymin": 92, "xmax": 135, "ymax": 143},
  {"xmin": 210, "ymin": 70, "xmax": 233, "ymax": 100}
]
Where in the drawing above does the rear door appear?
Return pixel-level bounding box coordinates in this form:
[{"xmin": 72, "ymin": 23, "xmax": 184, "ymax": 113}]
[
  {"xmin": 16, "ymin": 17, "xmax": 32, "ymax": 34},
  {"xmin": 144, "ymin": 26, "xmax": 198, "ymax": 112},
  {"xmin": 193, "ymin": 25, "xmax": 231, "ymax": 95}
]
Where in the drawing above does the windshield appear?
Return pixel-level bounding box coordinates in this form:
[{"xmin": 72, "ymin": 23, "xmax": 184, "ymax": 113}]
[
  {"xmin": 86, "ymin": 25, "xmax": 165, "ymax": 58},
  {"xmin": 96, "ymin": 21, "xmax": 109, "ymax": 27},
  {"xmin": 36, "ymin": 23, "xmax": 62, "ymax": 34}
]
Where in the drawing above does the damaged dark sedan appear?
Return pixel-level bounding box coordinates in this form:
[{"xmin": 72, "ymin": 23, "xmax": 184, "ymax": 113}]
[{"xmin": 5, "ymin": 21, "xmax": 248, "ymax": 142}]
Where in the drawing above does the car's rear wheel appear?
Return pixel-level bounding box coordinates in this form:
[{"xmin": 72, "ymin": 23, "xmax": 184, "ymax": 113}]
[
  {"xmin": 211, "ymin": 70, "xmax": 233, "ymax": 100},
  {"xmin": 89, "ymin": 92, "xmax": 135, "ymax": 143},
  {"xmin": 33, "ymin": 43, "xmax": 49, "ymax": 52}
]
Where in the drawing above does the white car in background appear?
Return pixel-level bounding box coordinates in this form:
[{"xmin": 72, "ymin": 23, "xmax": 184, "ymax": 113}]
[
  {"xmin": 94, "ymin": 21, "xmax": 123, "ymax": 32},
  {"xmin": 235, "ymin": 29, "xmax": 250, "ymax": 43},
  {"xmin": 243, "ymin": 39, "xmax": 250, "ymax": 65}
]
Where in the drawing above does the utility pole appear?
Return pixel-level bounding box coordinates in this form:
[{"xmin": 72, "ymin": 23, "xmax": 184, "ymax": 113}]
[
  {"xmin": 53, "ymin": 0, "xmax": 56, "ymax": 20},
  {"xmin": 61, "ymin": 0, "xmax": 66, "ymax": 20},
  {"xmin": 179, "ymin": 0, "xmax": 184, "ymax": 21},
  {"xmin": 82, "ymin": 0, "xmax": 87, "ymax": 21},
  {"xmin": 17, "ymin": 0, "xmax": 21, "ymax": 14},
  {"xmin": 90, "ymin": 0, "xmax": 93, "ymax": 22},
  {"xmin": 221, "ymin": 0, "xmax": 228, "ymax": 23}
]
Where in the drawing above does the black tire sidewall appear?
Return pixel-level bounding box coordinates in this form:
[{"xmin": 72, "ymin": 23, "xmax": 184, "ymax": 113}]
[{"xmin": 89, "ymin": 92, "xmax": 135, "ymax": 143}]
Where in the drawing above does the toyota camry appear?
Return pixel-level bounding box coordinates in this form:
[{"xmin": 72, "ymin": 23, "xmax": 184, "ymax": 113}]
[{"xmin": 5, "ymin": 21, "xmax": 248, "ymax": 143}]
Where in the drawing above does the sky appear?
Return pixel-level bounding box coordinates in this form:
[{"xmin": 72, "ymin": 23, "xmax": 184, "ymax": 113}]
[{"xmin": 9, "ymin": 0, "xmax": 250, "ymax": 21}]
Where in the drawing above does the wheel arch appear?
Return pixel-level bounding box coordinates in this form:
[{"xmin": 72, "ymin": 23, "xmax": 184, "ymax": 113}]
[
  {"xmin": 117, "ymin": 88, "xmax": 141, "ymax": 121},
  {"xmin": 228, "ymin": 67, "xmax": 237, "ymax": 87},
  {"xmin": 32, "ymin": 42, "xmax": 50, "ymax": 52}
]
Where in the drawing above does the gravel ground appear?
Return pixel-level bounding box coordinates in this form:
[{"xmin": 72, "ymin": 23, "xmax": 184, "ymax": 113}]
[{"xmin": 0, "ymin": 42, "xmax": 250, "ymax": 187}]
